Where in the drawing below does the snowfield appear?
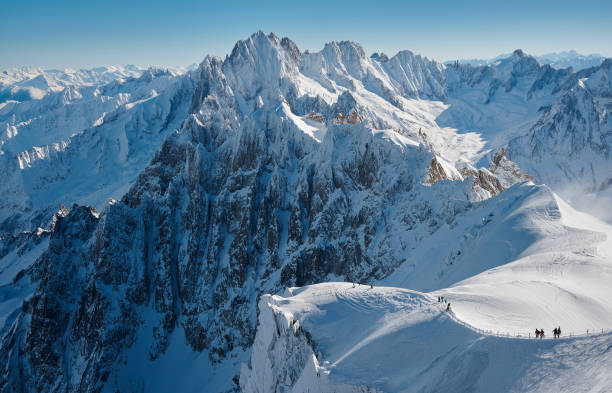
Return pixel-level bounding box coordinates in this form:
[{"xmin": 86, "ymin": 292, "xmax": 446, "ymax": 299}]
[
  {"xmin": 382, "ymin": 183, "xmax": 612, "ymax": 336},
  {"xmin": 242, "ymin": 283, "xmax": 612, "ymax": 393},
  {"xmin": 438, "ymin": 191, "xmax": 612, "ymax": 337}
]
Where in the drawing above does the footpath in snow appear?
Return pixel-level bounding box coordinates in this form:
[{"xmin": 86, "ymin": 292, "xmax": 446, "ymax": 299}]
[
  {"xmin": 432, "ymin": 191, "xmax": 612, "ymax": 339},
  {"xmin": 242, "ymin": 282, "xmax": 612, "ymax": 393},
  {"xmin": 380, "ymin": 185, "xmax": 612, "ymax": 338}
]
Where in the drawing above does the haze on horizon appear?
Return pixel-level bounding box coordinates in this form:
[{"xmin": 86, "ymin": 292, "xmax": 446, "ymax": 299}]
[{"xmin": 2, "ymin": 0, "xmax": 611, "ymax": 69}]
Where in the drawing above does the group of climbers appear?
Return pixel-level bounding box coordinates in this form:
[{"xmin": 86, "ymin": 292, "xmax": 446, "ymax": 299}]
[
  {"xmin": 355, "ymin": 289, "xmax": 568, "ymax": 340},
  {"xmin": 437, "ymin": 295, "xmax": 563, "ymax": 339},
  {"xmin": 437, "ymin": 296, "xmax": 451, "ymax": 312},
  {"xmin": 535, "ymin": 326, "xmax": 562, "ymax": 339}
]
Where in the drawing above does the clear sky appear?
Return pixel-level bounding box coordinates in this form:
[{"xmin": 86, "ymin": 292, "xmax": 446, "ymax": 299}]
[{"xmin": 2, "ymin": 0, "xmax": 611, "ymax": 69}]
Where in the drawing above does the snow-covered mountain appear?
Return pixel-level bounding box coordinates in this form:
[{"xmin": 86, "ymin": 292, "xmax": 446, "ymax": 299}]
[
  {"xmin": 0, "ymin": 67, "xmax": 197, "ymax": 233},
  {"xmin": 506, "ymin": 58, "xmax": 612, "ymax": 221},
  {"xmin": 537, "ymin": 50, "xmax": 606, "ymax": 71},
  {"xmin": 0, "ymin": 65, "xmax": 198, "ymax": 106},
  {"xmin": 0, "ymin": 32, "xmax": 611, "ymax": 392}
]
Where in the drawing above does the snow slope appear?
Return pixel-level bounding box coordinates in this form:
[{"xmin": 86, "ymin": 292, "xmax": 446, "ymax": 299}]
[
  {"xmin": 242, "ymin": 283, "xmax": 612, "ymax": 393},
  {"xmin": 380, "ymin": 182, "xmax": 612, "ymax": 336},
  {"xmin": 433, "ymin": 189, "xmax": 612, "ymax": 336}
]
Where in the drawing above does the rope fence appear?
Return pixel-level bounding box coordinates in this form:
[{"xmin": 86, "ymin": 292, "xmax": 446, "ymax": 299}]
[
  {"xmin": 466, "ymin": 326, "xmax": 609, "ymax": 340},
  {"xmin": 443, "ymin": 304, "xmax": 609, "ymax": 340}
]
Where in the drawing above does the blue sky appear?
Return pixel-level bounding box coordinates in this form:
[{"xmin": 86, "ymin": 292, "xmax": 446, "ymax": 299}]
[{"xmin": 2, "ymin": 0, "xmax": 611, "ymax": 69}]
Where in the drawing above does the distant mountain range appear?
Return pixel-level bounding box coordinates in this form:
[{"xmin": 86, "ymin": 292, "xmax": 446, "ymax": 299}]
[
  {"xmin": 0, "ymin": 64, "xmax": 198, "ymax": 104},
  {"xmin": 451, "ymin": 49, "xmax": 606, "ymax": 71}
]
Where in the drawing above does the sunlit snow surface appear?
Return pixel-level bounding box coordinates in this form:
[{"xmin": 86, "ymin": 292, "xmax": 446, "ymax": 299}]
[
  {"xmin": 380, "ymin": 184, "xmax": 612, "ymax": 335},
  {"xmin": 244, "ymin": 282, "xmax": 612, "ymax": 393},
  {"xmin": 244, "ymin": 182, "xmax": 612, "ymax": 392}
]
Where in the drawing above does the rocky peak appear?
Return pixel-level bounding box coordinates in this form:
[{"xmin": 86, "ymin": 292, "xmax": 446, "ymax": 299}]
[
  {"xmin": 425, "ymin": 156, "xmax": 451, "ymax": 185},
  {"xmin": 227, "ymin": 31, "xmax": 300, "ymax": 69},
  {"xmin": 323, "ymin": 40, "xmax": 367, "ymax": 61},
  {"xmin": 223, "ymin": 31, "xmax": 300, "ymax": 102},
  {"xmin": 504, "ymin": 49, "xmax": 540, "ymax": 75},
  {"xmin": 189, "ymin": 55, "xmax": 236, "ymax": 118},
  {"xmin": 320, "ymin": 40, "xmax": 369, "ymax": 79},
  {"xmin": 489, "ymin": 147, "xmax": 534, "ymax": 188},
  {"xmin": 425, "ymin": 155, "xmax": 462, "ymax": 185},
  {"xmin": 280, "ymin": 36, "xmax": 301, "ymax": 63},
  {"xmin": 371, "ymin": 52, "xmax": 389, "ymax": 62},
  {"xmin": 385, "ymin": 50, "xmax": 446, "ymax": 99}
]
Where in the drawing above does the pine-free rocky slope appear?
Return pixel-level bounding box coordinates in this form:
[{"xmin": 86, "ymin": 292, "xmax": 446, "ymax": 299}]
[{"xmin": 0, "ymin": 32, "xmax": 611, "ymax": 392}]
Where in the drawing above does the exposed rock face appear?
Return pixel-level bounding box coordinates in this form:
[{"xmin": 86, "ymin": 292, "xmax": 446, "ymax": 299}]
[
  {"xmin": 239, "ymin": 296, "xmax": 318, "ymax": 393},
  {"xmin": 469, "ymin": 168, "xmax": 505, "ymax": 199},
  {"xmin": 306, "ymin": 112, "xmax": 325, "ymax": 124},
  {"xmin": 455, "ymin": 147, "xmax": 534, "ymax": 201},
  {"xmin": 427, "ymin": 149, "xmax": 529, "ymax": 200},
  {"xmin": 332, "ymin": 110, "xmax": 362, "ymax": 125},
  {"xmin": 489, "ymin": 147, "xmax": 534, "ymax": 187},
  {"xmin": 1, "ymin": 205, "xmax": 102, "ymax": 392},
  {"xmin": 0, "ymin": 33, "xmax": 494, "ymax": 393},
  {"xmin": 425, "ymin": 156, "xmax": 461, "ymax": 185}
]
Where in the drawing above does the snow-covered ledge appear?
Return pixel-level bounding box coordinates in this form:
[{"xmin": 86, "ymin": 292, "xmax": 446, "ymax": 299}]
[{"xmin": 240, "ymin": 294, "xmax": 379, "ymax": 393}]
